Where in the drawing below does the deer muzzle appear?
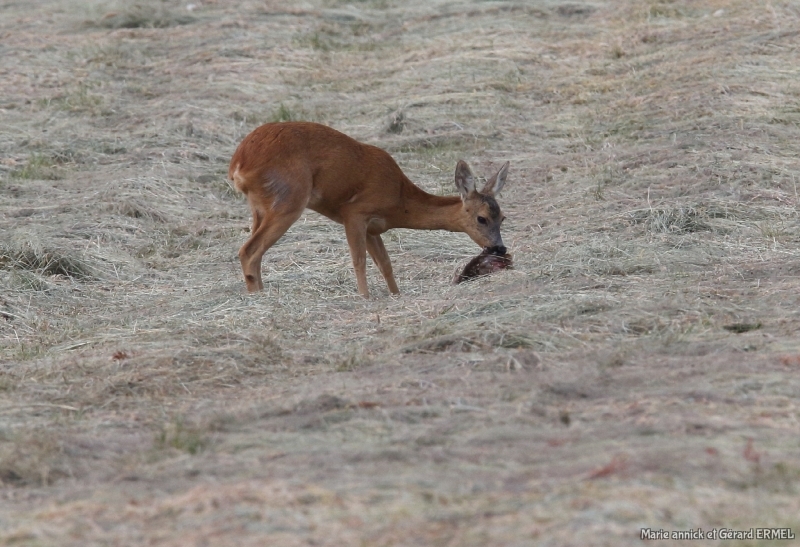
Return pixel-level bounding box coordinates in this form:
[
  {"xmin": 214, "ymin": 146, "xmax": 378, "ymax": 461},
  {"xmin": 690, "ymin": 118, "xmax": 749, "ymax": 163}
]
[{"xmin": 484, "ymin": 245, "xmax": 507, "ymax": 256}]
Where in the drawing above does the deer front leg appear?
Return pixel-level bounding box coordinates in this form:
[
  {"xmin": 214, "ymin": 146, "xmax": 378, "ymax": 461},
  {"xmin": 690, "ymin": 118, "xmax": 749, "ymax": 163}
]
[
  {"xmin": 366, "ymin": 234, "xmax": 400, "ymax": 295},
  {"xmin": 344, "ymin": 220, "xmax": 370, "ymax": 298}
]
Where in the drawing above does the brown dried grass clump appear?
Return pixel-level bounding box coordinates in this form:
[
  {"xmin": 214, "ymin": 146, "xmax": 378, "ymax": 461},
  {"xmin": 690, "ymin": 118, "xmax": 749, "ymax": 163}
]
[{"xmin": 0, "ymin": 242, "xmax": 99, "ymax": 282}]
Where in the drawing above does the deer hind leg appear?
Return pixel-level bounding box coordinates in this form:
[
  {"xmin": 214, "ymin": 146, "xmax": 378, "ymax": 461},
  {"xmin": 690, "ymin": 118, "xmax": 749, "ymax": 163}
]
[
  {"xmin": 239, "ymin": 199, "xmax": 305, "ymax": 292},
  {"xmin": 240, "ymin": 206, "xmax": 267, "ymax": 291},
  {"xmin": 366, "ymin": 234, "xmax": 400, "ymax": 295}
]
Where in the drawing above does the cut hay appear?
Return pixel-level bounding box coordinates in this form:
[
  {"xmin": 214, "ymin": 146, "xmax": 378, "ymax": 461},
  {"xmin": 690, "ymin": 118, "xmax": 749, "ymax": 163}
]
[{"xmin": 1, "ymin": 0, "xmax": 800, "ymax": 544}]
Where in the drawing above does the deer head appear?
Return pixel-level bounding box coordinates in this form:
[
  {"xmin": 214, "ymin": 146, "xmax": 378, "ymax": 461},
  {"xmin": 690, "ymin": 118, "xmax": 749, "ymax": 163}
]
[{"xmin": 454, "ymin": 160, "xmax": 509, "ymax": 255}]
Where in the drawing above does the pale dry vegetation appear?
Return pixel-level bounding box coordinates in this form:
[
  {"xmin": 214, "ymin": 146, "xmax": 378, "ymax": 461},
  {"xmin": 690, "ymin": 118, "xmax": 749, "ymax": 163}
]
[{"xmin": 1, "ymin": 0, "xmax": 800, "ymax": 545}]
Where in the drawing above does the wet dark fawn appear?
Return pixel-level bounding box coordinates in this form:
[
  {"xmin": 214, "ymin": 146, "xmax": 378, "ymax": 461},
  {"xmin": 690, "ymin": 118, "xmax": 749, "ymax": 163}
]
[
  {"xmin": 453, "ymin": 249, "xmax": 513, "ymax": 284},
  {"xmin": 229, "ymin": 122, "xmax": 510, "ymax": 298}
]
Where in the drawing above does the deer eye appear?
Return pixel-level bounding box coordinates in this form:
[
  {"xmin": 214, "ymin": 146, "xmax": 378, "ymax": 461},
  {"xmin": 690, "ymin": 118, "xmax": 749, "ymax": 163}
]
[{"xmin": 477, "ymin": 216, "xmax": 488, "ymax": 225}]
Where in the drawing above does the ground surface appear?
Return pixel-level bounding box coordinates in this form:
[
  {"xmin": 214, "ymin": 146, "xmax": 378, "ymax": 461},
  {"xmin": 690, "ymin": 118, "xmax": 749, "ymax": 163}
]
[{"xmin": 1, "ymin": 0, "xmax": 800, "ymax": 545}]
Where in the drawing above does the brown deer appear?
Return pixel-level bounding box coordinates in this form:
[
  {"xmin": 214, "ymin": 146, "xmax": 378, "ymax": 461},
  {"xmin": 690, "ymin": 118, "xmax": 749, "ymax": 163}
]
[{"xmin": 229, "ymin": 122, "xmax": 509, "ymax": 298}]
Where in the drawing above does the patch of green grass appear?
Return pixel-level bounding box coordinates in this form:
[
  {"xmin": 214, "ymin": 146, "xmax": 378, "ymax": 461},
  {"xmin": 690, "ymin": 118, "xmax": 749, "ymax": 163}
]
[
  {"xmin": 306, "ymin": 32, "xmax": 332, "ymax": 52},
  {"xmin": 335, "ymin": 350, "xmax": 370, "ymax": 372},
  {"xmin": 593, "ymin": 179, "xmax": 607, "ymax": 201},
  {"xmin": 646, "ymin": 0, "xmax": 687, "ymax": 19},
  {"xmin": 10, "ymin": 153, "xmax": 61, "ymax": 180},
  {"xmin": 271, "ymin": 103, "xmax": 297, "ymax": 122},
  {"xmin": 91, "ymin": 4, "xmax": 196, "ymax": 29},
  {"xmin": 0, "ymin": 376, "xmax": 17, "ymax": 392},
  {"xmin": 38, "ymin": 82, "xmax": 107, "ymax": 116},
  {"xmin": 401, "ymin": 330, "xmax": 543, "ymax": 354},
  {"xmin": 295, "ymin": 21, "xmax": 384, "ymax": 52},
  {"xmin": 489, "ymin": 68, "xmax": 524, "ymax": 92},
  {"xmin": 155, "ymin": 418, "xmax": 207, "ymax": 455},
  {"xmin": 6, "ymin": 341, "xmax": 47, "ymax": 362},
  {"xmin": 7, "ymin": 270, "xmax": 53, "ymax": 292},
  {"xmin": 390, "ymin": 134, "xmax": 481, "ymax": 160},
  {"xmin": 0, "ymin": 430, "xmax": 66, "ymax": 486},
  {"xmin": 757, "ymin": 219, "xmax": 790, "ymax": 243},
  {"xmin": 730, "ymin": 461, "xmax": 800, "ymax": 495},
  {"xmin": 325, "ymin": 0, "xmax": 390, "ymax": 8}
]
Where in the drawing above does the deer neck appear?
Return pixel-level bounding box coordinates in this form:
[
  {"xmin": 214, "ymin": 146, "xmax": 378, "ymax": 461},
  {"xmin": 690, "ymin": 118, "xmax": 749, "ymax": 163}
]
[{"xmin": 395, "ymin": 184, "xmax": 463, "ymax": 232}]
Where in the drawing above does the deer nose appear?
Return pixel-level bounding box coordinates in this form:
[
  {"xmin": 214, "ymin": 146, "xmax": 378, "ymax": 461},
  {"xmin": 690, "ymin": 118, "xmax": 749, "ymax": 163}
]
[{"xmin": 485, "ymin": 245, "xmax": 507, "ymax": 256}]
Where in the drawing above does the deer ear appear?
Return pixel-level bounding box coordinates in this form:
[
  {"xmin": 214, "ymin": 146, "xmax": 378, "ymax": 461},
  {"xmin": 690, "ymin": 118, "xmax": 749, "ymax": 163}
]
[
  {"xmin": 454, "ymin": 160, "xmax": 476, "ymax": 199},
  {"xmin": 482, "ymin": 161, "xmax": 509, "ymax": 196}
]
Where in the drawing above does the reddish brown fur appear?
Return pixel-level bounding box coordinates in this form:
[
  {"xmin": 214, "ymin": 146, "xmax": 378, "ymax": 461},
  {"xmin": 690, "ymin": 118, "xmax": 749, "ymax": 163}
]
[{"xmin": 229, "ymin": 122, "xmax": 510, "ymax": 297}]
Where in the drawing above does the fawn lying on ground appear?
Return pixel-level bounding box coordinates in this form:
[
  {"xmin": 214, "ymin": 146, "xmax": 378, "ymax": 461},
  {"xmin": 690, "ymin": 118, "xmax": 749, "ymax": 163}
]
[{"xmin": 453, "ymin": 249, "xmax": 513, "ymax": 284}]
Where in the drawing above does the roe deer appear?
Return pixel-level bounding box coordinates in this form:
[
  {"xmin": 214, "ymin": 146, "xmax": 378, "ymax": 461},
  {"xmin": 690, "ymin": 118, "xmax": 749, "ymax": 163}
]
[{"xmin": 229, "ymin": 122, "xmax": 510, "ymax": 298}]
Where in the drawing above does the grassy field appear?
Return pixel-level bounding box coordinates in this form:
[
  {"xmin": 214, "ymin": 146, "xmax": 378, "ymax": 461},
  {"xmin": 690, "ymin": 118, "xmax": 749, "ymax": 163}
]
[{"xmin": 1, "ymin": 0, "xmax": 800, "ymax": 545}]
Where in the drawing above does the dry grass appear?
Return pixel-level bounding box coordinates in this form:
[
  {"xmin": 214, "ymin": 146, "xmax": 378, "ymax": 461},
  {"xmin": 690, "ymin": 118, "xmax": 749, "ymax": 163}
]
[{"xmin": 2, "ymin": 0, "xmax": 800, "ymax": 545}]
